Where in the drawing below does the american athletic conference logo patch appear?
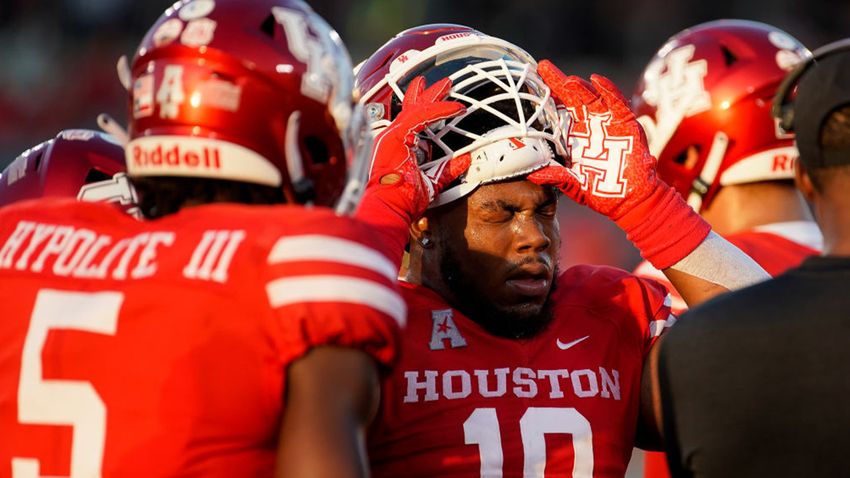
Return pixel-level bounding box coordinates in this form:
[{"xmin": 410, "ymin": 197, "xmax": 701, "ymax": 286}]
[{"xmin": 429, "ymin": 309, "xmax": 467, "ymax": 350}]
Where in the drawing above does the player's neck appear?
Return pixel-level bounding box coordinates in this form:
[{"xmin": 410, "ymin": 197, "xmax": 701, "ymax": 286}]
[
  {"xmin": 406, "ymin": 245, "xmax": 458, "ymax": 304},
  {"xmin": 811, "ymin": 183, "xmax": 850, "ymax": 256},
  {"xmin": 700, "ymin": 182, "xmax": 814, "ymax": 236},
  {"xmin": 404, "ymin": 240, "xmax": 423, "ymax": 283}
]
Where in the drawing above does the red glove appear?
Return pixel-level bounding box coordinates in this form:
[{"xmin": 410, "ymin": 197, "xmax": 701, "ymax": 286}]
[
  {"xmin": 528, "ymin": 61, "xmax": 710, "ymax": 269},
  {"xmin": 356, "ymin": 76, "xmax": 469, "ymax": 264}
]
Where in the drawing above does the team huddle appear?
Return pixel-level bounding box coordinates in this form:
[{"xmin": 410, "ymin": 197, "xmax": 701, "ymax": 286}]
[{"xmin": 2, "ymin": 0, "xmax": 848, "ymax": 477}]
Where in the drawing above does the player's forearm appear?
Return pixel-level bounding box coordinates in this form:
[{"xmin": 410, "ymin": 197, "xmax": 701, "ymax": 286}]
[
  {"xmin": 354, "ymin": 194, "xmax": 410, "ymax": 270},
  {"xmin": 662, "ymin": 231, "xmax": 769, "ymax": 307},
  {"xmin": 276, "ymin": 347, "xmax": 380, "ymax": 478},
  {"xmin": 355, "ymin": 76, "xmax": 468, "ymax": 272}
]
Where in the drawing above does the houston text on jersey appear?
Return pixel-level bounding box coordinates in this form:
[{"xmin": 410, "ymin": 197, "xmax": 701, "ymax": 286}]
[{"xmin": 403, "ymin": 366, "xmax": 621, "ymax": 403}]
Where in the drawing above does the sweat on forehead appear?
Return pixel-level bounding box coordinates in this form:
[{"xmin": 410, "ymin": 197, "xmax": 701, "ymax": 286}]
[{"xmin": 466, "ymin": 179, "xmax": 559, "ymax": 208}]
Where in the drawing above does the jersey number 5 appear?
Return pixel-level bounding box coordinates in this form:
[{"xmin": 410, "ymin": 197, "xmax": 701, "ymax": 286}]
[
  {"xmin": 464, "ymin": 407, "xmax": 594, "ymax": 477},
  {"xmin": 12, "ymin": 289, "xmax": 123, "ymax": 478}
]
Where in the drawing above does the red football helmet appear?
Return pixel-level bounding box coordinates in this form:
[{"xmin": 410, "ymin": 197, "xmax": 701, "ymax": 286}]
[
  {"xmin": 0, "ymin": 129, "xmax": 138, "ymax": 215},
  {"xmin": 632, "ymin": 20, "xmax": 811, "ymax": 211},
  {"xmin": 127, "ymin": 0, "xmax": 369, "ymax": 213},
  {"xmin": 355, "ymin": 24, "xmax": 567, "ymax": 206}
]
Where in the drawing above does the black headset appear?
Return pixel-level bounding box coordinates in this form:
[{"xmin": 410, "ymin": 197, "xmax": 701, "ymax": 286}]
[{"xmin": 772, "ymin": 38, "xmax": 850, "ymax": 134}]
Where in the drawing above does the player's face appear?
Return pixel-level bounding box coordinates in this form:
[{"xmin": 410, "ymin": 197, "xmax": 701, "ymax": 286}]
[{"xmin": 433, "ymin": 179, "xmax": 560, "ymax": 338}]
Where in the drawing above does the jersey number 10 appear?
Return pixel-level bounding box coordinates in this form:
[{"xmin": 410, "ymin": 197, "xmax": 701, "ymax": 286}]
[{"xmin": 464, "ymin": 407, "xmax": 594, "ymax": 477}]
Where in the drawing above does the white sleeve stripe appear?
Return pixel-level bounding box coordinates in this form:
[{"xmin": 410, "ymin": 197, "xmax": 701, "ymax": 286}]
[
  {"xmin": 268, "ymin": 235, "xmax": 398, "ymax": 281},
  {"xmin": 265, "ymin": 275, "xmax": 406, "ymax": 327},
  {"xmin": 649, "ymin": 314, "xmax": 677, "ymax": 338}
]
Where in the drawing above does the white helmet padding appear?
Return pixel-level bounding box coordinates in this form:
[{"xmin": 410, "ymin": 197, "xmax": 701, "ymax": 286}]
[{"xmin": 426, "ymin": 125, "xmax": 558, "ymax": 207}]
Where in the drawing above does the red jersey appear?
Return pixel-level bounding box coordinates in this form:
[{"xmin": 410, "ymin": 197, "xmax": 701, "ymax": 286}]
[
  {"xmin": 368, "ymin": 265, "xmax": 672, "ymax": 477},
  {"xmin": 0, "ymin": 198, "xmax": 402, "ymax": 477},
  {"xmin": 633, "ymin": 223, "xmax": 822, "ymax": 315},
  {"xmin": 636, "ymin": 221, "xmax": 821, "ymax": 478}
]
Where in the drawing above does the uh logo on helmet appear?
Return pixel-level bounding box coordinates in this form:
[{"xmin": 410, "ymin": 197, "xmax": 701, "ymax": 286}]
[{"xmin": 632, "ymin": 19, "xmax": 810, "ymax": 211}]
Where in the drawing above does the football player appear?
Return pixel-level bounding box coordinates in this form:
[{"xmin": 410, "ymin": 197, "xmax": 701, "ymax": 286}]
[
  {"xmin": 355, "ymin": 24, "xmax": 770, "ymax": 477},
  {"xmin": 656, "ymin": 39, "xmax": 850, "ymax": 477},
  {"xmin": 0, "ymin": 1, "xmax": 462, "ymax": 477},
  {"xmin": 0, "ymin": 129, "xmax": 138, "ymax": 215},
  {"xmin": 630, "ymin": 21, "xmax": 821, "ymax": 478}
]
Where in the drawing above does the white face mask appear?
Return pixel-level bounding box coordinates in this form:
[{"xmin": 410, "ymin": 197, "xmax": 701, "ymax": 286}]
[{"xmin": 361, "ymin": 36, "xmax": 569, "ymax": 174}]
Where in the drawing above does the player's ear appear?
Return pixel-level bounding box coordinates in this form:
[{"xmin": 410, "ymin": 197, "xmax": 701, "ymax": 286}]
[
  {"xmin": 794, "ymin": 158, "xmax": 817, "ymax": 202},
  {"xmin": 410, "ymin": 216, "xmax": 434, "ymax": 249}
]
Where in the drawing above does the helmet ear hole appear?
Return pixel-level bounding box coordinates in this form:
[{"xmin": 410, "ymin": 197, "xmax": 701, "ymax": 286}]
[
  {"xmin": 84, "ymin": 169, "xmax": 112, "ymax": 184},
  {"xmin": 304, "ymin": 136, "xmax": 330, "ymax": 164},
  {"xmin": 33, "ymin": 150, "xmax": 46, "ymax": 172},
  {"xmin": 260, "ymin": 13, "xmax": 276, "ymax": 38},
  {"xmin": 685, "ymin": 145, "xmax": 701, "ymax": 169},
  {"xmin": 673, "ymin": 145, "xmax": 701, "ymax": 168},
  {"xmin": 673, "ymin": 148, "xmax": 689, "ymax": 166},
  {"xmin": 720, "ymin": 45, "xmax": 738, "ymax": 66}
]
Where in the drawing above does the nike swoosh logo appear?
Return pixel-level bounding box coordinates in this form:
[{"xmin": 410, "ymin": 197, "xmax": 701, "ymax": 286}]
[{"xmin": 556, "ymin": 335, "xmax": 590, "ymax": 350}]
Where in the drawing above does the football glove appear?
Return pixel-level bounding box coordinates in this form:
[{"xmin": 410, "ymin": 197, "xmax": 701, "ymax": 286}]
[
  {"xmin": 356, "ymin": 76, "xmax": 469, "ymax": 263},
  {"xmin": 528, "ymin": 61, "xmax": 710, "ymax": 269}
]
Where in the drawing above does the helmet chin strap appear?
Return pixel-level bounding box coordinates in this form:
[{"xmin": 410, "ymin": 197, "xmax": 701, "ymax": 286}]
[
  {"xmin": 335, "ymin": 177, "xmax": 363, "ymax": 215},
  {"xmin": 116, "ymin": 55, "xmax": 131, "ymax": 91},
  {"xmin": 284, "ymin": 110, "xmax": 315, "ymax": 205},
  {"xmin": 686, "ymin": 131, "xmax": 729, "ymax": 211},
  {"xmin": 100, "ymin": 54, "xmax": 131, "ymax": 145}
]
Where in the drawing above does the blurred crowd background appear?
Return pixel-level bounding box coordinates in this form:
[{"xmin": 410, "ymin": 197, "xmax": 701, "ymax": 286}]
[{"xmin": 1, "ymin": 0, "xmax": 848, "ymax": 270}]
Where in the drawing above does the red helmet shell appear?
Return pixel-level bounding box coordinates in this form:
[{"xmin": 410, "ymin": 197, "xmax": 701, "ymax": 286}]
[
  {"xmin": 0, "ymin": 130, "xmax": 138, "ymax": 214},
  {"xmin": 632, "ymin": 20, "xmax": 810, "ymax": 211},
  {"xmin": 128, "ymin": 0, "xmax": 369, "ymax": 211},
  {"xmin": 354, "ymin": 23, "xmax": 568, "ymax": 206},
  {"xmin": 355, "ymin": 24, "xmax": 480, "ymax": 125}
]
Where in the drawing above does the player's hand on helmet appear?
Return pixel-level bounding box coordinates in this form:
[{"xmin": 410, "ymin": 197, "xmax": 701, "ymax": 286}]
[
  {"xmin": 529, "ymin": 61, "xmax": 710, "ymax": 269},
  {"xmin": 355, "ymin": 76, "xmax": 469, "ymax": 262},
  {"xmin": 360, "ymin": 76, "xmax": 469, "ymax": 223},
  {"xmin": 528, "ymin": 63, "xmax": 660, "ymax": 220}
]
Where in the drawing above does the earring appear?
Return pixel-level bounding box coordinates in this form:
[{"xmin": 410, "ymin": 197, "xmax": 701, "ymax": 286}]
[{"xmin": 419, "ymin": 237, "xmax": 433, "ymax": 248}]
